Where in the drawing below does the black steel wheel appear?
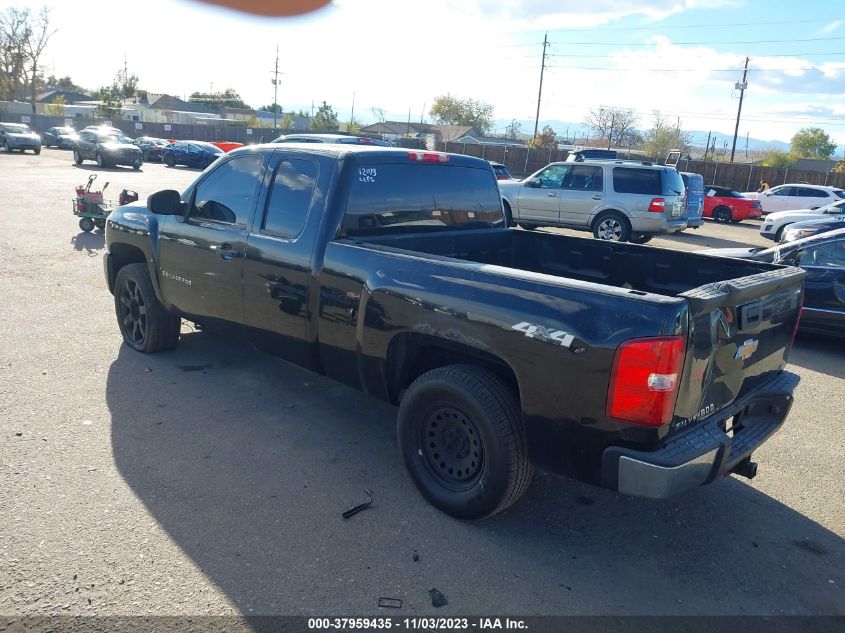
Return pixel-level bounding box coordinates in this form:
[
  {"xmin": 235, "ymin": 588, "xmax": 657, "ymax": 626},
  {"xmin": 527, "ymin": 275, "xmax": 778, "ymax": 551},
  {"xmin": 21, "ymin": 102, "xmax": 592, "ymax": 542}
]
[
  {"xmin": 114, "ymin": 263, "xmax": 181, "ymax": 353},
  {"xmin": 164, "ymin": 155, "xmax": 175, "ymax": 167},
  {"xmin": 78, "ymin": 217, "xmax": 95, "ymax": 232},
  {"xmin": 96, "ymin": 152, "xmax": 106, "ymax": 168},
  {"xmin": 398, "ymin": 364, "xmax": 533, "ymax": 519},
  {"xmin": 713, "ymin": 206, "xmax": 732, "ymax": 223},
  {"xmin": 73, "ymin": 150, "xmax": 83, "ymax": 164}
]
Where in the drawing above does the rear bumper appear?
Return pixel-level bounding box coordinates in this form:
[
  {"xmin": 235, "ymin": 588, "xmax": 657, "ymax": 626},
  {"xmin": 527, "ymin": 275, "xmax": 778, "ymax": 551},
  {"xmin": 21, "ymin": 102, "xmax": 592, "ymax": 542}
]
[
  {"xmin": 630, "ymin": 216, "xmax": 688, "ymax": 234},
  {"xmin": 601, "ymin": 371, "xmax": 798, "ymax": 499}
]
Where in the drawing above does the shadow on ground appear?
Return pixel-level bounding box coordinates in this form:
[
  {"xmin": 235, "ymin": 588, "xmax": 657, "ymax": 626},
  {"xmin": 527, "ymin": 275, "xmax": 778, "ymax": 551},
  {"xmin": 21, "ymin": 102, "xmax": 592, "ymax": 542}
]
[
  {"xmin": 789, "ymin": 333, "xmax": 845, "ymax": 380},
  {"xmin": 71, "ymin": 230, "xmax": 105, "ymax": 255},
  {"xmin": 107, "ymin": 330, "xmax": 844, "ymax": 616}
]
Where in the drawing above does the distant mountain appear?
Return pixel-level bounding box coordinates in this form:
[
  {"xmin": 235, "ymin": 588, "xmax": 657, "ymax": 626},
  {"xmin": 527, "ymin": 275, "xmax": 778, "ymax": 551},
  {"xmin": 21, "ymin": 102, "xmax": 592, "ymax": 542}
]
[{"xmin": 490, "ymin": 118, "xmax": 792, "ymax": 153}]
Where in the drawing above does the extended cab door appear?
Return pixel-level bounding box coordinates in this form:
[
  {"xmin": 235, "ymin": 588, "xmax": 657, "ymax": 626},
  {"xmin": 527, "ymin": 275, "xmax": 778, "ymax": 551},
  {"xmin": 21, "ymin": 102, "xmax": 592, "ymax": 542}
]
[
  {"xmin": 559, "ymin": 163, "xmax": 604, "ymax": 226},
  {"xmin": 793, "ymin": 236, "xmax": 845, "ymax": 332},
  {"xmin": 241, "ymin": 151, "xmax": 325, "ymax": 370},
  {"xmin": 156, "ymin": 152, "xmax": 267, "ymax": 323},
  {"xmin": 516, "ymin": 164, "xmax": 566, "ymax": 223}
]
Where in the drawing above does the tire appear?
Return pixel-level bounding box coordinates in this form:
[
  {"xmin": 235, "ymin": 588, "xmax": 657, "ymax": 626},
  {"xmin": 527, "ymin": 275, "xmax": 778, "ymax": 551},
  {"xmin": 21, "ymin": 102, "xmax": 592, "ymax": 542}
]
[
  {"xmin": 73, "ymin": 150, "xmax": 83, "ymax": 165},
  {"xmin": 398, "ymin": 364, "xmax": 533, "ymax": 519},
  {"xmin": 114, "ymin": 263, "xmax": 181, "ymax": 353},
  {"xmin": 34, "ymin": 147, "xmax": 41, "ymax": 155},
  {"xmin": 629, "ymin": 233, "xmax": 653, "ymax": 244},
  {"xmin": 592, "ymin": 212, "xmax": 631, "ymax": 242},
  {"xmin": 96, "ymin": 152, "xmax": 106, "ymax": 168},
  {"xmin": 775, "ymin": 224, "xmax": 790, "ymax": 242},
  {"xmin": 518, "ymin": 223, "xmax": 538, "ymax": 230},
  {"xmin": 5, "ymin": 142, "xmax": 11, "ymax": 152},
  {"xmin": 93, "ymin": 218, "xmax": 106, "ymax": 230},
  {"xmin": 165, "ymin": 155, "xmax": 175, "ymax": 167},
  {"xmin": 78, "ymin": 217, "xmax": 95, "ymax": 232},
  {"xmin": 713, "ymin": 206, "xmax": 732, "ymax": 223},
  {"xmin": 132, "ymin": 159, "xmax": 142, "ymax": 171}
]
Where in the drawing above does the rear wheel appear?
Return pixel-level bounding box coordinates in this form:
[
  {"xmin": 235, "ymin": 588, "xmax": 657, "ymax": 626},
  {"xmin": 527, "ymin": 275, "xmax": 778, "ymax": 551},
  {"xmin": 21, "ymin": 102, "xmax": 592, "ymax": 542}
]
[
  {"xmin": 132, "ymin": 158, "xmax": 142, "ymax": 170},
  {"xmin": 164, "ymin": 155, "xmax": 175, "ymax": 167},
  {"xmin": 397, "ymin": 365, "xmax": 533, "ymax": 519},
  {"xmin": 5, "ymin": 142, "xmax": 11, "ymax": 152},
  {"xmin": 713, "ymin": 206, "xmax": 732, "ymax": 223},
  {"xmin": 114, "ymin": 263, "xmax": 181, "ymax": 353},
  {"xmin": 93, "ymin": 218, "xmax": 106, "ymax": 230},
  {"xmin": 518, "ymin": 223, "xmax": 538, "ymax": 230},
  {"xmin": 78, "ymin": 217, "xmax": 95, "ymax": 232},
  {"xmin": 34, "ymin": 147, "xmax": 41, "ymax": 155},
  {"xmin": 592, "ymin": 212, "xmax": 631, "ymax": 242},
  {"xmin": 96, "ymin": 152, "xmax": 106, "ymax": 168}
]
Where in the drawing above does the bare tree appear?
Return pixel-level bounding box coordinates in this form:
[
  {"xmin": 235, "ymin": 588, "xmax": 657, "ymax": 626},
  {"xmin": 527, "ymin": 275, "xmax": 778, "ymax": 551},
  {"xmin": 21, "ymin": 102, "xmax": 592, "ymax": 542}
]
[
  {"xmin": 24, "ymin": 7, "xmax": 55, "ymax": 113},
  {"xmin": 585, "ymin": 107, "xmax": 638, "ymax": 149},
  {"xmin": 370, "ymin": 106, "xmax": 385, "ymax": 122},
  {"xmin": 0, "ymin": 6, "xmax": 55, "ymax": 109}
]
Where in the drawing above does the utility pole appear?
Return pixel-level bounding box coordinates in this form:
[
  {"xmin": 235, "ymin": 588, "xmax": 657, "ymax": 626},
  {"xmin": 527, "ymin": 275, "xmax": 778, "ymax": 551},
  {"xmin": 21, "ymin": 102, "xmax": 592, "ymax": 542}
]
[
  {"xmin": 745, "ymin": 131, "xmax": 749, "ymax": 158},
  {"xmin": 703, "ymin": 131, "xmax": 711, "ymax": 161},
  {"xmin": 349, "ymin": 91, "xmax": 355, "ymax": 129},
  {"xmin": 533, "ymin": 32, "xmax": 549, "ymax": 139},
  {"xmin": 730, "ymin": 56, "xmax": 749, "ymax": 163},
  {"xmin": 271, "ymin": 45, "xmax": 280, "ymax": 128}
]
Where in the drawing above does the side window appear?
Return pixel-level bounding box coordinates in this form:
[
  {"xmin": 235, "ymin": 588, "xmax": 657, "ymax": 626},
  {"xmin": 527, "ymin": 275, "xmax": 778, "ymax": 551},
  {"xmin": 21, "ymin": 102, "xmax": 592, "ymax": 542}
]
[
  {"xmin": 804, "ymin": 188, "xmax": 829, "ymax": 198},
  {"xmin": 799, "ymin": 241, "xmax": 845, "ymax": 267},
  {"xmin": 262, "ymin": 158, "xmax": 319, "ymax": 238},
  {"xmin": 612, "ymin": 167, "xmax": 660, "ymax": 195},
  {"xmin": 773, "ymin": 187, "xmax": 793, "ymax": 197},
  {"xmin": 563, "ymin": 165, "xmax": 602, "ymax": 191},
  {"xmin": 535, "ymin": 165, "xmax": 568, "ymax": 189},
  {"xmin": 190, "ymin": 155, "xmax": 264, "ymax": 226}
]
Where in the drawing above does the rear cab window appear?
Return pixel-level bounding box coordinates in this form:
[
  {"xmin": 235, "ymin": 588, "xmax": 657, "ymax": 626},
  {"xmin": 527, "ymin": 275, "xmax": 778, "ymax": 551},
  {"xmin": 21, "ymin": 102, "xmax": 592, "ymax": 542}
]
[{"xmin": 341, "ymin": 163, "xmax": 504, "ymax": 237}]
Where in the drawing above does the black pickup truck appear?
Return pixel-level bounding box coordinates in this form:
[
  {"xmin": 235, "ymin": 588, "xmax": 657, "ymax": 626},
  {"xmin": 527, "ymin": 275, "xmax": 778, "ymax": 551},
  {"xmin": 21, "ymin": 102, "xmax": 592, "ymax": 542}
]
[{"xmin": 104, "ymin": 146, "xmax": 804, "ymax": 519}]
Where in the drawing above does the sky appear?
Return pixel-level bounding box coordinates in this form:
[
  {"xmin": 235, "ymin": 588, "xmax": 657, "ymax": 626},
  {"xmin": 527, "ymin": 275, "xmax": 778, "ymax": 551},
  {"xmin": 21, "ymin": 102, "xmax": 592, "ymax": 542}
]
[{"xmin": 3, "ymin": 0, "xmax": 845, "ymax": 151}]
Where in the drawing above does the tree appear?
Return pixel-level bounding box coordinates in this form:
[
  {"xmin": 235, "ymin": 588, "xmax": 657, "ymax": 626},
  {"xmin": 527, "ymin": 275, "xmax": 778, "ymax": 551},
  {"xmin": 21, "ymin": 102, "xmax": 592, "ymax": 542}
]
[
  {"xmin": 189, "ymin": 88, "xmax": 249, "ymax": 111},
  {"xmin": 119, "ymin": 72, "xmax": 139, "ymax": 102},
  {"xmin": 505, "ymin": 119, "xmax": 522, "ymax": 140},
  {"xmin": 343, "ymin": 119, "xmax": 361, "ymax": 134},
  {"xmin": 0, "ymin": 6, "xmax": 56, "ymax": 109},
  {"xmin": 95, "ymin": 83, "xmax": 122, "ymax": 120},
  {"xmin": 832, "ymin": 160, "xmax": 845, "ymax": 174},
  {"xmin": 44, "ymin": 94, "xmax": 65, "ymax": 115},
  {"xmin": 42, "ymin": 74, "xmax": 87, "ymax": 93},
  {"xmin": 311, "ymin": 101, "xmax": 339, "ymax": 131},
  {"xmin": 259, "ymin": 104, "xmax": 283, "ymax": 114},
  {"xmin": 762, "ymin": 149, "xmax": 795, "ymax": 168},
  {"xmin": 429, "ymin": 95, "xmax": 493, "ymax": 133},
  {"xmin": 280, "ymin": 113, "xmax": 295, "ymax": 129},
  {"xmin": 789, "ymin": 127, "xmax": 837, "ymax": 160},
  {"xmin": 527, "ymin": 125, "xmax": 557, "ymax": 149},
  {"xmin": 642, "ymin": 111, "xmax": 692, "ymax": 161},
  {"xmin": 370, "ymin": 106, "xmax": 385, "ymax": 123},
  {"xmin": 585, "ymin": 107, "xmax": 638, "ymax": 149}
]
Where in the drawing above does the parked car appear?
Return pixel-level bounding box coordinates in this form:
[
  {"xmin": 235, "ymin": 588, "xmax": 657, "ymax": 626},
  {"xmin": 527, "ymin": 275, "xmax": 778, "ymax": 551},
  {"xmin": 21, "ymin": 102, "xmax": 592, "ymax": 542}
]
[
  {"xmin": 753, "ymin": 184, "xmax": 845, "ymax": 215},
  {"xmin": 703, "ymin": 185, "xmax": 762, "ymax": 223},
  {"xmin": 700, "ymin": 228, "xmax": 845, "ymax": 338},
  {"xmin": 759, "ymin": 198, "xmax": 845, "ymax": 241},
  {"xmin": 162, "ymin": 141, "xmax": 224, "ymax": 168},
  {"xmin": 133, "ymin": 137, "xmax": 170, "ymax": 162},
  {"xmin": 566, "ymin": 148, "xmax": 618, "ymax": 162},
  {"xmin": 680, "ymin": 172, "xmax": 704, "ymax": 229},
  {"xmin": 42, "ymin": 126, "xmax": 79, "ymax": 149},
  {"xmin": 488, "ymin": 160, "xmax": 513, "ymax": 180},
  {"xmin": 499, "ymin": 160, "xmax": 687, "ymax": 243},
  {"xmin": 104, "ymin": 146, "xmax": 802, "ymax": 518},
  {"xmin": 780, "ymin": 216, "xmax": 845, "ymax": 243},
  {"xmin": 0, "ymin": 122, "xmax": 42, "ymax": 154},
  {"xmin": 271, "ymin": 133, "xmax": 391, "ymax": 146},
  {"xmin": 211, "ymin": 141, "xmax": 244, "ymax": 153},
  {"xmin": 73, "ymin": 128, "xmax": 143, "ymax": 169}
]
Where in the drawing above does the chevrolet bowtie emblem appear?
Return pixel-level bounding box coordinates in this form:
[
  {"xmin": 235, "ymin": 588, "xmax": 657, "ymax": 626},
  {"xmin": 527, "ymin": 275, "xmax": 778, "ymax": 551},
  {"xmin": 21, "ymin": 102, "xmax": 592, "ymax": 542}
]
[{"xmin": 735, "ymin": 338, "xmax": 759, "ymax": 361}]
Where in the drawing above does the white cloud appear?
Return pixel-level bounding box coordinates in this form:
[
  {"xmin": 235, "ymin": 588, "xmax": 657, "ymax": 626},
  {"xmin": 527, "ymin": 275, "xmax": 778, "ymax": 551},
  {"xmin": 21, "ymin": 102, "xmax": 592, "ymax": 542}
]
[{"xmin": 820, "ymin": 18, "xmax": 843, "ymax": 34}]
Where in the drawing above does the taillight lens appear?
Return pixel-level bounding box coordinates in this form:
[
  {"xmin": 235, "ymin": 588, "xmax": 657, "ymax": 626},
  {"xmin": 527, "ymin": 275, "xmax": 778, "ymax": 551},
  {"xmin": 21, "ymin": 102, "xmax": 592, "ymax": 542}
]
[
  {"xmin": 606, "ymin": 336, "xmax": 686, "ymax": 427},
  {"xmin": 648, "ymin": 197, "xmax": 666, "ymax": 213},
  {"xmin": 408, "ymin": 151, "xmax": 449, "ymax": 163}
]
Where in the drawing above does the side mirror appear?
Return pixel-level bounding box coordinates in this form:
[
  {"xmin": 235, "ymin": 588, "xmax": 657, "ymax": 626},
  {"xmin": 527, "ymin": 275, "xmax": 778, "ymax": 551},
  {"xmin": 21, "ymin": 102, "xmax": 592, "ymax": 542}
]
[
  {"xmin": 147, "ymin": 189, "xmax": 183, "ymax": 215},
  {"xmin": 524, "ymin": 179, "xmax": 539, "ymax": 188}
]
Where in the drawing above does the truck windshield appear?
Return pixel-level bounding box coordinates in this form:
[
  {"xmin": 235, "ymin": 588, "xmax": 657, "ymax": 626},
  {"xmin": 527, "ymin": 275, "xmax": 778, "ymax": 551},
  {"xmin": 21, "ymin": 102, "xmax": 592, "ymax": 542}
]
[{"xmin": 342, "ymin": 164, "xmax": 505, "ymax": 236}]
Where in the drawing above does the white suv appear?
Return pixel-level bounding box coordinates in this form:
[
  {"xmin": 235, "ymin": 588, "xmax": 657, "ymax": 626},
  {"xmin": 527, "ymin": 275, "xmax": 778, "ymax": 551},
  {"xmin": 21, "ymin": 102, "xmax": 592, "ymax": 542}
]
[
  {"xmin": 754, "ymin": 184, "xmax": 845, "ymax": 215},
  {"xmin": 759, "ymin": 198, "xmax": 845, "ymax": 241}
]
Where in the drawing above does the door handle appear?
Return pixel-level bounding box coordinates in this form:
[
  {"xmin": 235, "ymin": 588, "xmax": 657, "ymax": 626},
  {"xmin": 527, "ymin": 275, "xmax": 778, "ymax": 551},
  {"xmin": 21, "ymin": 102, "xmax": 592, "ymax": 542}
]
[
  {"xmin": 217, "ymin": 242, "xmax": 242, "ymax": 261},
  {"xmin": 592, "ymin": 194, "xmax": 602, "ymax": 200},
  {"xmin": 547, "ymin": 192, "xmax": 557, "ymax": 197}
]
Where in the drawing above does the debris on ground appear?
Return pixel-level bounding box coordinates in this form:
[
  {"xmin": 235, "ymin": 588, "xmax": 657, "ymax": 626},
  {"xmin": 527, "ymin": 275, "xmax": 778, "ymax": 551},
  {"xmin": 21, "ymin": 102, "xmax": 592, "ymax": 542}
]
[
  {"xmin": 429, "ymin": 588, "xmax": 448, "ymax": 608},
  {"xmin": 412, "ymin": 550, "xmax": 419, "ymax": 562},
  {"xmin": 15, "ymin": 432, "xmax": 22, "ymax": 437},
  {"xmin": 341, "ymin": 487, "xmax": 373, "ymax": 519},
  {"xmin": 378, "ymin": 597, "xmax": 402, "ymax": 609},
  {"xmin": 143, "ymin": 367, "xmax": 152, "ymax": 373}
]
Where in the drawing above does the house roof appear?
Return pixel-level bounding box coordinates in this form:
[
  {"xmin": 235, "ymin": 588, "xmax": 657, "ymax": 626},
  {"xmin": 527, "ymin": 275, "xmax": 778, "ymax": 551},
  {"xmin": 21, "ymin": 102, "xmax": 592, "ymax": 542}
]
[
  {"xmin": 148, "ymin": 94, "xmax": 216, "ymax": 114},
  {"xmin": 360, "ymin": 121, "xmax": 432, "ymax": 136},
  {"xmin": 454, "ymin": 134, "xmax": 525, "ymax": 146},
  {"xmin": 36, "ymin": 90, "xmax": 93, "ymax": 104},
  {"xmin": 426, "ymin": 125, "xmax": 476, "ymax": 142}
]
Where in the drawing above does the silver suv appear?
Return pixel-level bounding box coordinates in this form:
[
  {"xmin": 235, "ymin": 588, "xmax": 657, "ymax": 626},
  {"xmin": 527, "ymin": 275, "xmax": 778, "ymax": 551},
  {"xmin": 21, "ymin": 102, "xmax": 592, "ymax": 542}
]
[{"xmin": 499, "ymin": 160, "xmax": 687, "ymax": 243}]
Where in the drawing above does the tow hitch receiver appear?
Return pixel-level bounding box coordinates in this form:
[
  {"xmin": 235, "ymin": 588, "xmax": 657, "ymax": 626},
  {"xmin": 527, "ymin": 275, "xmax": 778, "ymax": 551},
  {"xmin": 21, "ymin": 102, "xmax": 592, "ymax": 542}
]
[{"xmin": 732, "ymin": 457, "xmax": 758, "ymax": 480}]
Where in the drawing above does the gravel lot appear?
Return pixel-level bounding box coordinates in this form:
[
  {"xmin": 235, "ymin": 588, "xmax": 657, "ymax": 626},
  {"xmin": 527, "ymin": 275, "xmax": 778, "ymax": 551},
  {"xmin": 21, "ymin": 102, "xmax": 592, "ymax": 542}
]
[{"xmin": 1, "ymin": 148, "xmax": 842, "ymax": 618}]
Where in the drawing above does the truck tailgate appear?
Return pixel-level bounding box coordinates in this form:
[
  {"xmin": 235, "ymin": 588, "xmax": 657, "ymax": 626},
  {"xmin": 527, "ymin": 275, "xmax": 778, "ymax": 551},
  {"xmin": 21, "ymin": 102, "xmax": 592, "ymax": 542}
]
[{"xmin": 671, "ymin": 265, "xmax": 804, "ymax": 433}]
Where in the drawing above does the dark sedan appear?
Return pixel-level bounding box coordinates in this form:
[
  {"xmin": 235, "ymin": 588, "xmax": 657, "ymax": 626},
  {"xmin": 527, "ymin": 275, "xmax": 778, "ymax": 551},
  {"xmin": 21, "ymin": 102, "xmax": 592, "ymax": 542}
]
[
  {"xmin": 1, "ymin": 122, "xmax": 42, "ymax": 153},
  {"xmin": 780, "ymin": 215, "xmax": 845, "ymax": 243},
  {"xmin": 73, "ymin": 128, "xmax": 143, "ymax": 169},
  {"xmin": 43, "ymin": 126, "xmax": 79, "ymax": 149},
  {"xmin": 133, "ymin": 137, "xmax": 171, "ymax": 162},
  {"xmin": 699, "ymin": 228, "xmax": 845, "ymax": 337},
  {"xmin": 162, "ymin": 141, "xmax": 223, "ymax": 169}
]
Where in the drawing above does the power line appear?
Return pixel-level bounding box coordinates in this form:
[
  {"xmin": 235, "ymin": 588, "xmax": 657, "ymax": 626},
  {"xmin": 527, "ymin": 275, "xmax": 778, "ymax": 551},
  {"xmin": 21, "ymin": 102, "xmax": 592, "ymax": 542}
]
[
  {"xmin": 549, "ymin": 35, "xmax": 845, "ymax": 46},
  {"xmin": 543, "ymin": 65, "xmax": 838, "ymax": 72},
  {"xmin": 553, "ymin": 16, "xmax": 845, "ymax": 32},
  {"xmin": 544, "ymin": 50, "xmax": 845, "ymax": 59}
]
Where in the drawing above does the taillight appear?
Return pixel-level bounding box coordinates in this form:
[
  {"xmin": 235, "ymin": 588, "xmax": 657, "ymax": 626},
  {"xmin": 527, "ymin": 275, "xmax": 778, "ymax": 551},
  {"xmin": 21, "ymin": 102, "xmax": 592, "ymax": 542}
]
[
  {"xmin": 606, "ymin": 336, "xmax": 686, "ymax": 427},
  {"xmin": 648, "ymin": 197, "xmax": 666, "ymax": 213},
  {"xmin": 790, "ymin": 291, "xmax": 804, "ymax": 348},
  {"xmin": 751, "ymin": 201, "xmax": 761, "ymax": 209},
  {"xmin": 408, "ymin": 151, "xmax": 449, "ymax": 163}
]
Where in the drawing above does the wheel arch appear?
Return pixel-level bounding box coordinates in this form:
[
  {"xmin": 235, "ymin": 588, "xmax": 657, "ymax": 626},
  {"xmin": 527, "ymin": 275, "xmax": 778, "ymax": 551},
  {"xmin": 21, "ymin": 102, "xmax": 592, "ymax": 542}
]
[
  {"xmin": 106, "ymin": 243, "xmax": 148, "ymax": 295},
  {"xmin": 589, "ymin": 208, "xmax": 630, "ymax": 230}
]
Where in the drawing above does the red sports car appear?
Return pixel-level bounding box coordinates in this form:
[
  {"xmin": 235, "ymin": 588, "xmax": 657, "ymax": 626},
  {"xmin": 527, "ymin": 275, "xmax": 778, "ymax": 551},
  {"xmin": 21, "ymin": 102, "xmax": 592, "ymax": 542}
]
[{"xmin": 703, "ymin": 185, "xmax": 762, "ymax": 223}]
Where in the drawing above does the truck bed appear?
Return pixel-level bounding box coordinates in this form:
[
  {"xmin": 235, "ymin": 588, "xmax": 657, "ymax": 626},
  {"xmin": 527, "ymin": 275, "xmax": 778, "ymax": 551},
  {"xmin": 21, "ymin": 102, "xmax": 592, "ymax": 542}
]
[{"xmin": 356, "ymin": 228, "xmax": 776, "ymax": 297}]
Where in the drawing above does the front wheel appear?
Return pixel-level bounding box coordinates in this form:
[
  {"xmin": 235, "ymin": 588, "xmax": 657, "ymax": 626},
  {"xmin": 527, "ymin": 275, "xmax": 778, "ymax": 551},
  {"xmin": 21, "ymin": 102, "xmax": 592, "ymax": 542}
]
[
  {"xmin": 114, "ymin": 263, "xmax": 181, "ymax": 353},
  {"xmin": 78, "ymin": 217, "xmax": 95, "ymax": 232},
  {"xmin": 132, "ymin": 159, "xmax": 142, "ymax": 170},
  {"xmin": 629, "ymin": 233, "xmax": 653, "ymax": 244},
  {"xmin": 592, "ymin": 212, "xmax": 631, "ymax": 242},
  {"xmin": 164, "ymin": 155, "xmax": 175, "ymax": 167},
  {"xmin": 398, "ymin": 365, "xmax": 533, "ymax": 519},
  {"xmin": 96, "ymin": 152, "xmax": 106, "ymax": 168},
  {"xmin": 34, "ymin": 147, "xmax": 41, "ymax": 155},
  {"xmin": 518, "ymin": 223, "xmax": 538, "ymax": 230},
  {"xmin": 73, "ymin": 150, "xmax": 83, "ymax": 164},
  {"xmin": 5, "ymin": 142, "xmax": 11, "ymax": 152}
]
